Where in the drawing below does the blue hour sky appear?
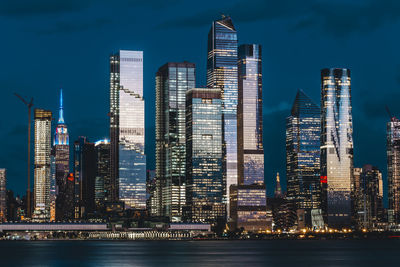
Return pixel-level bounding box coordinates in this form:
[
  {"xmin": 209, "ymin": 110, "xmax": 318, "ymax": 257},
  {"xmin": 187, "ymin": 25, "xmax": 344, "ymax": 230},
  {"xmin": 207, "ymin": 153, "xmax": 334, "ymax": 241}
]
[{"xmin": 1, "ymin": 0, "xmax": 400, "ymax": 201}]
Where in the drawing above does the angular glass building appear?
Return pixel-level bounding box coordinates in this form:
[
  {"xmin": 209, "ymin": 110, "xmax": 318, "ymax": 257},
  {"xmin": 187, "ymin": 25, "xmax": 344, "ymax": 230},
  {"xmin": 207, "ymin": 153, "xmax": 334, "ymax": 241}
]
[
  {"xmin": 54, "ymin": 90, "xmax": 70, "ymax": 221},
  {"xmin": 155, "ymin": 62, "xmax": 195, "ymax": 221},
  {"xmin": 320, "ymin": 68, "xmax": 353, "ymax": 228},
  {"xmin": 33, "ymin": 108, "xmax": 52, "ymax": 221},
  {"xmin": 110, "ymin": 50, "xmax": 146, "ymax": 210},
  {"xmin": 207, "ymin": 16, "xmax": 238, "ymax": 217},
  {"xmin": 387, "ymin": 116, "xmax": 400, "ymax": 223},
  {"xmin": 286, "ymin": 89, "xmax": 321, "ymax": 227},
  {"xmin": 232, "ymin": 44, "xmax": 270, "ymax": 231},
  {"xmin": 185, "ymin": 88, "xmax": 225, "ymax": 223}
]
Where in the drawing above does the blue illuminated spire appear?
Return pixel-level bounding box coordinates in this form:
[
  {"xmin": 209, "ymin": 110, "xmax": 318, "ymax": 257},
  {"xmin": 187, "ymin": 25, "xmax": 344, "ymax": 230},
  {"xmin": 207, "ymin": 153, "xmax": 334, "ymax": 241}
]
[{"xmin": 58, "ymin": 89, "xmax": 64, "ymax": 124}]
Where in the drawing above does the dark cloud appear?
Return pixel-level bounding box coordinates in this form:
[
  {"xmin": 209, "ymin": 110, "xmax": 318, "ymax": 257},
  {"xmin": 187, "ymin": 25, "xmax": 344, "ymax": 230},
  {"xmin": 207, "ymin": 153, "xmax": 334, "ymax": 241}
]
[
  {"xmin": 68, "ymin": 118, "xmax": 108, "ymax": 141},
  {"xmin": 159, "ymin": 0, "xmax": 400, "ymax": 36},
  {"xmin": 32, "ymin": 18, "xmax": 111, "ymax": 35},
  {"xmin": 263, "ymin": 101, "xmax": 291, "ymax": 115},
  {"xmin": 7, "ymin": 124, "xmax": 27, "ymax": 137},
  {"xmin": 0, "ymin": 0, "xmax": 90, "ymax": 17},
  {"xmin": 0, "ymin": 0, "xmax": 183, "ymax": 17},
  {"xmin": 361, "ymin": 92, "xmax": 400, "ymax": 120}
]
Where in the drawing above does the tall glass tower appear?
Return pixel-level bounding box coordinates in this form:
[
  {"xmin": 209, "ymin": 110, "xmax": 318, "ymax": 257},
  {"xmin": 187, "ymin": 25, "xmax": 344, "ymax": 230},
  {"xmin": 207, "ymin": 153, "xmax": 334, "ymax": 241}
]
[
  {"xmin": 54, "ymin": 90, "xmax": 70, "ymax": 221},
  {"xmin": 33, "ymin": 108, "xmax": 52, "ymax": 221},
  {"xmin": 110, "ymin": 50, "xmax": 146, "ymax": 210},
  {"xmin": 185, "ymin": 88, "xmax": 225, "ymax": 223},
  {"xmin": 387, "ymin": 116, "xmax": 400, "ymax": 223},
  {"xmin": 156, "ymin": 62, "xmax": 195, "ymax": 221},
  {"xmin": 320, "ymin": 68, "xmax": 353, "ymax": 228},
  {"xmin": 286, "ymin": 89, "xmax": 321, "ymax": 226},
  {"xmin": 207, "ymin": 16, "xmax": 238, "ymax": 217},
  {"xmin": 232, "ymin": 44, "xmax": 270, "ymax": 231}
]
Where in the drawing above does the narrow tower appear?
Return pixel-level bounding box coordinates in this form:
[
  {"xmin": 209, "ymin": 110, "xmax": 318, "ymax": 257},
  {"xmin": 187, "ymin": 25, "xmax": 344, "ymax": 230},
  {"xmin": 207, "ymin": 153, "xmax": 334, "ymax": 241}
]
[
  {"xmin": 387, "ymin": 116, "xmax": 400, "ymax": 223},
  {"xmin": 207, "ymin": 16, "xmax": 239, "ymax": 218},
  {"xmin": 54, "ymin": 89, "xmax": 70, "ymax": 220},
  {"xmin": 320, "ymin": 68, "xmax": 353, "ymax": 228},
  {"xmin": 110, "ymin": 50, "xmax": 147, "ymax": 209},
  {"xmin": 33, "ymin": 108, "xmax": 52, "ymax": 221}
]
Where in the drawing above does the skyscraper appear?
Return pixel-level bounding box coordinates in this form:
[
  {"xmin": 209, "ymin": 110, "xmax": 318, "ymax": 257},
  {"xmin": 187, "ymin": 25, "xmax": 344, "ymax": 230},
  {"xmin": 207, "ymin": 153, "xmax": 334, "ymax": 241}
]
[
  {"xmin": 0, "ymin": 169, "xmax": 6, "ymax": 222},
  {"xmin": 110, "ymin": 50, "xmax": 146, "ymax": 210},
  {"xmin": 95, "ymin": 139, "xmax": 111, "ymax": 210},
  {"xmin": 49, "ymin": 148, "xmax": 56, "ymax": 221},
  {"xmin": 232, "ymin": 44, "xmax": 270, "ymax": 231},
  {"xmin": 387, "ymin": 116, "xmax": 400, "ymax": 223},
  {"xmin": 286, "ymin": 89, "xmax": 321, "ymax": 226},
  {"xmin": 320, "ymin": 68, "xmax": 353, "ymax": 228},
  {"xmin": 156, "ymin": 62, "xmax": 195, "ymax": 221},
  {"xmin": 33, "ymin": 108, "xmax": 52, "ymax": 220},
  {"xmin": 207, "ymin": 16, "xmax": 238, "ymax": 217},
  {"xmin": 185, "ymin": 88, "xmax": 225, "ymax": 223},
  {"xmin": 54, "ymin": 90, "xmax": 70, "ymax": 221},
  {"xmin": 358, "ymin": 165, "xmax": 384, "ymax": 228},
  {"xmin": 74, "ymin": 137, "xmax": 96, "ymax": 218}
]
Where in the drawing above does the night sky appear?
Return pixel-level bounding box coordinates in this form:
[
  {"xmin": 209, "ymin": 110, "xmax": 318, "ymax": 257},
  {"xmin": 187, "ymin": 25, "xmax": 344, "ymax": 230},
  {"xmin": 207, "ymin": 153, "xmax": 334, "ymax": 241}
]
[{"xmin": 1, "ymin": 0, "xmax": 400, "ymax": 202}]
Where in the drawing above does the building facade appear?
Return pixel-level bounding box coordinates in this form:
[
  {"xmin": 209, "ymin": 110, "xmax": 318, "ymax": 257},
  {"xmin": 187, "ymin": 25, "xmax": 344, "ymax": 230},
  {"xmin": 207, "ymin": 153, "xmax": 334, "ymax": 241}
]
[
  {"xmin": 156, "ymin": 62, "xmax": 195, "ymax": 221},
  {"xmin": 110, "ymin": 50, "xmax": 146, "ymax": 209},
  {"xmin": 357, "ymin": 165, "xmax": 384, "ymax": 228},
  {"xmin": 387, "ymin": 116, "xmax": 400, "ymax": 223},
  {"xmin": 94, "ymin": 139, "xmax": 111, "ymax": 210},
  {"xmin": 0, "ymin": 169, "xmax": 6, "ymax": 222},
  {"xmin": 320, "ymin": 68, "xmax": 354, "ymax": 228},
  {"xmin": 54, "ymin": 91, "xmax": 70, "ymax": 221},
  {"xmin": 232, "ymin": 44, "xmax": 270, "ymax": 231},
  {"xmin": 185, "ymin": 88, "xmax": 225, "ymax": 223},
  {"xmin": 33, "ymin": 108, "xmax": 52, "ymax": 220},
  {"xmin": 49, "ymin": 149, "xmax": 56, "ymax": 221},
  {"xmin": 207, "ymin": 16, "xmax": 238, "ymax": 217},
  {"xmin": 73, "ymin": 137, "xmax": 96, "ymax": 218},
  {"xmin": 286, "ymin": 89, "xmax": 321, "ymax": 227}
]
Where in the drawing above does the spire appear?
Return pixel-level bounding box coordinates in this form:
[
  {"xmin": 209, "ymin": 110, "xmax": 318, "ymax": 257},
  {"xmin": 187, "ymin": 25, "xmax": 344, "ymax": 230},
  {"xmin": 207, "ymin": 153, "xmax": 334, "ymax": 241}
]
[
  {"xmin": 275, "ymin": 172, "xmax": 283, "ymax": 198},
  {"xmin": 58, "ymin": 88, "xmax": 64, "ymax": 124}
]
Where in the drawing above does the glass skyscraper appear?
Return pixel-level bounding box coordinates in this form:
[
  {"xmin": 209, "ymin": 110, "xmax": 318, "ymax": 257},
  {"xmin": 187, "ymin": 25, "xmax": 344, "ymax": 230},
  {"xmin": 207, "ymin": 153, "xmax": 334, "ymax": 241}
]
[
  {"xmin": 33, "ymin": 108, "xmax": 52, "ymax": 221},
  {"xmin": 185, "ymin": 88, "xmax": 225, "ymax": 223},
  {"xmin": 54, "ymin": 90, "xmax": 70, "ymax": 221},
  {"xmin": 155, "ymin": 62, "xmax": 195, "ymax": 221},
  {"xmin": 207, "ymin": 16, "xmax": 238, "ymax": 217},
  {"xmin": 110, "ymin": 50, "xmax": 146, "ymax": 210},
  {"xmin": 387, "ymin": 116, "xmax": 400, "ymax": 223},
  {"xmin": 320, "ymin": 68, "xmax": 353, "ymax": 228},
  {"xmin": 232, "ymin": 44, "xmax": 270, "ymax": 231},
  {"xmin": 286, "ymin": 89, "xmax": 321, "ymax": 227}
]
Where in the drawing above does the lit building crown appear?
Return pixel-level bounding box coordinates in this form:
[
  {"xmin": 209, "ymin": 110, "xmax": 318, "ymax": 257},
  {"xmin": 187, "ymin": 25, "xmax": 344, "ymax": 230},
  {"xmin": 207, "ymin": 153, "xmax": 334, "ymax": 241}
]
[{"xmin": 54, "ymin": 89, "xmax": 69, "ymax": 146}]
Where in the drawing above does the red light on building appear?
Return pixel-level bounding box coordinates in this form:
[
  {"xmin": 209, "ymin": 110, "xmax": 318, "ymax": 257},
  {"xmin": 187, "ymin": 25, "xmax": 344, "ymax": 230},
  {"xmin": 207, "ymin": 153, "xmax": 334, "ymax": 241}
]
[
  {"xmin": 67, "ymin": 173, "xmax": 74, "ymax": 182},
  {"xmin": 320, "ymin": 176, "xmax": 327, "ymax": 184}
]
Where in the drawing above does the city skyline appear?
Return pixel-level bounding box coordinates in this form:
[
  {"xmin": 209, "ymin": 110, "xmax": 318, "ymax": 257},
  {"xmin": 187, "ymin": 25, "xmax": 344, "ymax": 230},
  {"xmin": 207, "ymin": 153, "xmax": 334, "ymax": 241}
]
[{"xmin": 1, "ymin": 4, "xmax": 400, "ymax": 207}]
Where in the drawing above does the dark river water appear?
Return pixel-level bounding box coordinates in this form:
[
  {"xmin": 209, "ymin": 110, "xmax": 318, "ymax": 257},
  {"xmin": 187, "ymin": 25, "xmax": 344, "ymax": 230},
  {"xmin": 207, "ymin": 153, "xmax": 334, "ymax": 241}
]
[{"xmin": 0, "ymin": 239, "xmax": 398, "ymax": 266}]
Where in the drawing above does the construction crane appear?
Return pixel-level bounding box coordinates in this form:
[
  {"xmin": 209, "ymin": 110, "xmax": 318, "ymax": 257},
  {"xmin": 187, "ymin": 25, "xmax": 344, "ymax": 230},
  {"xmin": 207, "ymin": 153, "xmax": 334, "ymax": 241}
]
[
  {"xmin": 14, "ymin": 93, "xmax": 34, "ymax": 218},
  {"xmin": 385, "ymin": 105, "xmax": 398, "ymax": 122}
]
